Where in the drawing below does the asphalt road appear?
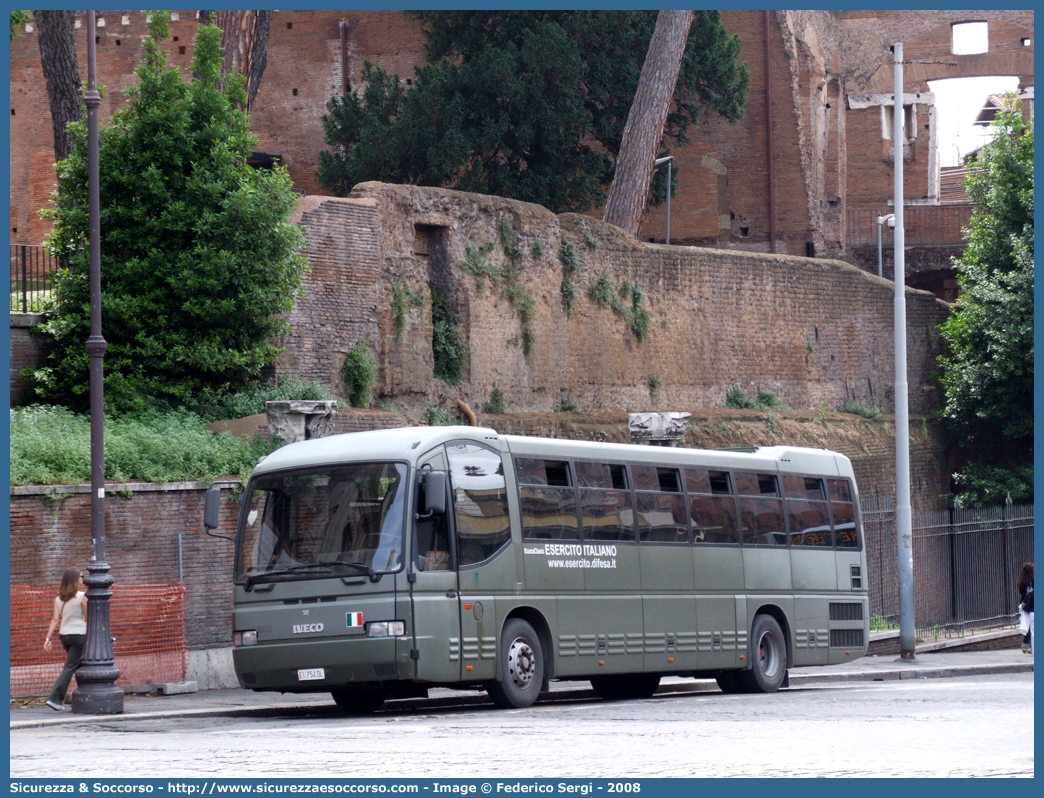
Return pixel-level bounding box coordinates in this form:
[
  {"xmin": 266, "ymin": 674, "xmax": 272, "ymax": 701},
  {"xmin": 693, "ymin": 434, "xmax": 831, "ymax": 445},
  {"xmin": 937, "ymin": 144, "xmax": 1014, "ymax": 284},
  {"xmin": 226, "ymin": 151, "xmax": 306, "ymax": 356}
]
[{"xmin": 9, "ymin": 672, "xmax": 1034, "ymax": 778}]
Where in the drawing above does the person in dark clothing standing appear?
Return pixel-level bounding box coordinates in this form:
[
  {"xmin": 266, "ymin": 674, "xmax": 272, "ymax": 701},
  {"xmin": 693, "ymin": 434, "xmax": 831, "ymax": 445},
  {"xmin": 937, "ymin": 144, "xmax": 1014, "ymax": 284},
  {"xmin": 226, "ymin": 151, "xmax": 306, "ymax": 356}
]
[{"xmin": 1017, "ymin": 562, "xmax": 1033, "ymax": 654}]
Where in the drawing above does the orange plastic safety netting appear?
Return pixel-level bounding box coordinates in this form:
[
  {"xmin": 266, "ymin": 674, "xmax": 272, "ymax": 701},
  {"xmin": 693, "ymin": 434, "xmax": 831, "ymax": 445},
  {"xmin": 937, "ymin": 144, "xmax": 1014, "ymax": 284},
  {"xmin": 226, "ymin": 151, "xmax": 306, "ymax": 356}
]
[{"xmin": 10, "ymin": 583, "xmax": 188, "ymax": 698}]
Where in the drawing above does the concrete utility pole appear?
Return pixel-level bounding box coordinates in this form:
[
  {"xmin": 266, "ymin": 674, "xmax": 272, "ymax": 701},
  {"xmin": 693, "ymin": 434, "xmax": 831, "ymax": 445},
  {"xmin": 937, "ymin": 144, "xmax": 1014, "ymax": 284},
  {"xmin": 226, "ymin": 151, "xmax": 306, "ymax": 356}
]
[
  {"xmin": 892, "ymin": 43, "xmax": 916, "ymax": 661},
  {"xmin": 73, "ymin": 9, "xmax": 124, "ymax": 714}
]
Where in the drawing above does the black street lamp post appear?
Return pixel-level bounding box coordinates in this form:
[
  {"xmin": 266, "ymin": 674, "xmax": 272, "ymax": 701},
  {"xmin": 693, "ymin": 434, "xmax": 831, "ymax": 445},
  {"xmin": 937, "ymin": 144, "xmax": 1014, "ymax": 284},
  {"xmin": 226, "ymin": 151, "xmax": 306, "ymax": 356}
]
[{"xmin": 72, "ymin": 9, "xmax": 123, "ymax": 715}]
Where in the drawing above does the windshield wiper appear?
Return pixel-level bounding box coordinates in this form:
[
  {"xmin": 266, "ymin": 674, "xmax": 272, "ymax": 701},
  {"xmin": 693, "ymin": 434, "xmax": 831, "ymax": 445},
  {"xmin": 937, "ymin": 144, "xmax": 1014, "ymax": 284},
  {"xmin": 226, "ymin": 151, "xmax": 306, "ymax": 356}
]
[{"xmin": 244, "ymin": 560, "xmax": 379, "ymax": 591}]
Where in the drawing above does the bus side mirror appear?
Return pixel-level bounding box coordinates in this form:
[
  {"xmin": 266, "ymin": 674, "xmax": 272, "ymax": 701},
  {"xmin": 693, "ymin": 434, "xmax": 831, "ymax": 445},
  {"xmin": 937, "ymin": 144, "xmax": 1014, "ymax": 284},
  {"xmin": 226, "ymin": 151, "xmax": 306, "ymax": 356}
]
[
  {"xmin": 204, "ymin": 483, "xmax": 237, "ymax": 541},
  {"xmin": 204, "ymin": 484, "xmax": 222, "ymax": 530},
  {"xmin": 421, "ymin": 471, "xmax": 448, "ymax": 516}
]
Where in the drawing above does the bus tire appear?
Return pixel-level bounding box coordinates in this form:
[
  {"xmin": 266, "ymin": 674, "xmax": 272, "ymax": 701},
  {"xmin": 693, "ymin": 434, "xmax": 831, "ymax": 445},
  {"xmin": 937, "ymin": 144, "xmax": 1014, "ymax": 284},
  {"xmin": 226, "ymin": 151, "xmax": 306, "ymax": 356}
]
[
  {"xmin": 488, "ymin": 618, "xmax": 544, "ymax": 709},
  {"xmin": 590, "ymin": 673, "xmax": 661, "ymax": 701},
  {"xmin": 740, "ymin": 614, "xmax": 787, "ymax": 693},
  {"xmin": 331, "ymin": 686, "xmax": 387, "ymax": 714},
  {"xmin": 715, "ymin": 672, "xmax": 745, "ymax": 694}
]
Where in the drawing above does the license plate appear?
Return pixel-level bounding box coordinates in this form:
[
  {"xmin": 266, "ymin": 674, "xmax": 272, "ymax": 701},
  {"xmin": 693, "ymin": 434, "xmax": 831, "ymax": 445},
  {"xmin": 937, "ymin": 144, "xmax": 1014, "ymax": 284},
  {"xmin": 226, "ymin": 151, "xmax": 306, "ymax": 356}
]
[{"xmin": 297, "ymin": 668, "xmax": 325, "ymax": 681}]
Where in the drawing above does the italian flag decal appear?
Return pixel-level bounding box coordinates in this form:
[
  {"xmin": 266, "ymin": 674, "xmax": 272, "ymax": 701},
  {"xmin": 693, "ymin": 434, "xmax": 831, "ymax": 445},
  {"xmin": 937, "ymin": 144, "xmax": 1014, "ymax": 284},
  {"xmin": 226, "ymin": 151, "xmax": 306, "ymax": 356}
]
[{"xmin": 347, "ymin": 612, "xmax": 364, "ymax": 628}]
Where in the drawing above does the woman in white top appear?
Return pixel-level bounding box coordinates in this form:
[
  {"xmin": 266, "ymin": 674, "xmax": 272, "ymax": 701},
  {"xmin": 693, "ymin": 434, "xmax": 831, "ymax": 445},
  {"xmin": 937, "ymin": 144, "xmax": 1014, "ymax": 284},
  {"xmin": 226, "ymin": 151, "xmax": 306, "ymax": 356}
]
[{"xmin": 43, "ymin": 568, "xmax": 88, "ymax": 711}]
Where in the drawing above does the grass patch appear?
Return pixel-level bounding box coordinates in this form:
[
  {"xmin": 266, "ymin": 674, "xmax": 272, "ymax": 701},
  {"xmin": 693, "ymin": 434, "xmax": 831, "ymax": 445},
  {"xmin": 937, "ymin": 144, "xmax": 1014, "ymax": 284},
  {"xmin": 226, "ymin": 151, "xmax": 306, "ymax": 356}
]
[
  {"xmin": 10, "ymin": 405, "xmax": 276, "ymax": 486},
  {"xmin": 725, "ymin": 386, "xmax": 789, "ymax": 412},
  {"xmin": 837, "ymin": 399, "xmax": 883, "ymax": 420},
  {"xmin": 204, "ymin": 376, "xmax": 337, "ymax": 422},
  {"xmin": 424, "ymin": 404, "xmax": 455, "ymax": 426}
]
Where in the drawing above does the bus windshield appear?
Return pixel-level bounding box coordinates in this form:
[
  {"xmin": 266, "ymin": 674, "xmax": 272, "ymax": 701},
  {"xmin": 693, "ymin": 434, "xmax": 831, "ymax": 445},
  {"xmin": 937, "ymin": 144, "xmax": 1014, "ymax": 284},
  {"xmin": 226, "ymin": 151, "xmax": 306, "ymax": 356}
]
[{"xmin": 236, "ymin": 462, "xmax": 408, "ymax": 585}]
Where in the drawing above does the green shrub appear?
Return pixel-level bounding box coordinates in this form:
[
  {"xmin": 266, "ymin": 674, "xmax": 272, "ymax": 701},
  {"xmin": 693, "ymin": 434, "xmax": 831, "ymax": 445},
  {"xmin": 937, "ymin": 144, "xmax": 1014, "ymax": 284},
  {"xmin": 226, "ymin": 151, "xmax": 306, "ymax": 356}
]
[
  {"xmin": 482, "ymin": 386, "xmax": 506, "ymax": 415},
  {"xmin": 390, "ymin": 279, "xmax": 423, "ymax": 341},
  {"xmin": 558, "ymin": 240, "xmax": 580, "ymax": 316},
  {"xmin": 424, "ymin": 404, "xmax": 455, "ymax": 426},
  {"xmin": 431, "ymin": 285, "xmax": 465, "ymax": 383},
  {"xmin": 530, "ymin": 240, "xmax": 544, "ymax": 260},
  {"xmin": 837, "ymin": 399, "xmax": 883, "ymax": 420},
  {"xmin": 205, "ymin": 376, "xmax": 336, "ymax": 422},
  {"xmin": 725, "ymin": 386, "xmax": 789, "ymax": 412},
  {"xmin": 342, "ymin": 345, "xmax": 377, "ymax": 408},
  {"xmin": 555, "ymin": 394, "xmax": 580, "ymax": 413},
  {"xmin": 10, "ymin": 405, "xmax": 275, "ymax": 486},
  {"xmin": 587, "ymin": 275, "xmax": 651, "ymax": 343},
  {"xmin": 499, "ymin": 217, "xmax": 523, "ymax": 265}
]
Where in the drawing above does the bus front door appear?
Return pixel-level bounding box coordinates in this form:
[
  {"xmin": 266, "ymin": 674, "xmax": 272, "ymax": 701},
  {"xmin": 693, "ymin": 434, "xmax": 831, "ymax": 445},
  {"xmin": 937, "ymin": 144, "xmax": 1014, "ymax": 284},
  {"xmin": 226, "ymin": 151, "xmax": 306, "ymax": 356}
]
[{"xmin": 410, "ymin": 457, "xmax": 462, "ymax": 684}]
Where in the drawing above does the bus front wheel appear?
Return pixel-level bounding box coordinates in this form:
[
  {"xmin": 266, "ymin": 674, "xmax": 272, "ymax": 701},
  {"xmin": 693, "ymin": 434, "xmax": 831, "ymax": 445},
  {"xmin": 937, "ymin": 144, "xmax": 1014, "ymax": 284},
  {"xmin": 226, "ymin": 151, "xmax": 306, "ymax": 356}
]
[
  {"xmin": 331, "ymin": 686, "xmax": 387, "ymax": 714},
  {"xmin": 488, "ymin": 618, "xmax": 544, "ymax": 709},
  {"xmin": 739, "ymin": 614, "xmax": 787, "ymax": 693}
]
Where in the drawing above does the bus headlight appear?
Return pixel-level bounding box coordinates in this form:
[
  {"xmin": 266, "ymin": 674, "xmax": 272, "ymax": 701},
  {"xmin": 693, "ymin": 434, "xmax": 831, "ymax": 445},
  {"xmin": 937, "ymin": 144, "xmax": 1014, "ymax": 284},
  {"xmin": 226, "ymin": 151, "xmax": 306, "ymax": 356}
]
[
  {"xmin": 366, "ymin": 621, "xmax": 405, "ymax": 638},
  {"xmin": 234, "ymin": 630, "xmax": 258, "ymax": 646}
]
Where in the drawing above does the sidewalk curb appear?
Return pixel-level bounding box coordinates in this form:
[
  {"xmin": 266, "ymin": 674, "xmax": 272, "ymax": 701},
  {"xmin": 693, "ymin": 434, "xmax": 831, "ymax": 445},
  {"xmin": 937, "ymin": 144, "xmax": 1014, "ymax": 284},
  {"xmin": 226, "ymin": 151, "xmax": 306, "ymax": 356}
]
[{"xmin": 11, "ymin": 660, "xmax": 1032, "ymax": 730}]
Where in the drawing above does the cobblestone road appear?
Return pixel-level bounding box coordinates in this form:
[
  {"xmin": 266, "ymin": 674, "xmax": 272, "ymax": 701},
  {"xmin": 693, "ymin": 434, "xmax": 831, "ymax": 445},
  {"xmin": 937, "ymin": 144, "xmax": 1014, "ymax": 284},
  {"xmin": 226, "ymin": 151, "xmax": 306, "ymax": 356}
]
[{"xmin": 10, "ymin": 674, "xmax": 1033, "ymax": 778}]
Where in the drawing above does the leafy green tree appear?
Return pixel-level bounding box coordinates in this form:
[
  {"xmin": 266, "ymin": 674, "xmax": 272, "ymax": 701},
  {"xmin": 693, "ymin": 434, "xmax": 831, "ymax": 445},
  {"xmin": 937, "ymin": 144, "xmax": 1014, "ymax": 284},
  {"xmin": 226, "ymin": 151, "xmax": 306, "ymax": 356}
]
[
  {"xmin": 31, "ymin": 16, "xmax": 307, "ymax": 415},
  {"xmin": 318, "ymin": 11, "xmax": 749, "ymax": 213},
  {"xmin": 938, "ymin": 103, "xmax": 1033, "ymax": 505}
]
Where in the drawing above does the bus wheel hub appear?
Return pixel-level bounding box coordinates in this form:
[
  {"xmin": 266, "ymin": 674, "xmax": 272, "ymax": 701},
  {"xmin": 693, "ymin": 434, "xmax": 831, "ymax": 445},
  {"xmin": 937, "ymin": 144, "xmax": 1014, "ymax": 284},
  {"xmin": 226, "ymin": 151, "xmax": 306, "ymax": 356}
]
[{"xmin": 507, "ymin": 638, "xmax": 536, "ymax": 688}]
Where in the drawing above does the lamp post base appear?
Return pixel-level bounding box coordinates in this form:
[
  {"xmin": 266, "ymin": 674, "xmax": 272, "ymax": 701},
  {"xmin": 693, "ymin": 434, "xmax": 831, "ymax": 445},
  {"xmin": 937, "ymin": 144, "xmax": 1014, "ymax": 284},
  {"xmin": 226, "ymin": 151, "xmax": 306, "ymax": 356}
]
[{"xmin": 72, "ymin": 683, "xmax": 124, "ymax": 715}]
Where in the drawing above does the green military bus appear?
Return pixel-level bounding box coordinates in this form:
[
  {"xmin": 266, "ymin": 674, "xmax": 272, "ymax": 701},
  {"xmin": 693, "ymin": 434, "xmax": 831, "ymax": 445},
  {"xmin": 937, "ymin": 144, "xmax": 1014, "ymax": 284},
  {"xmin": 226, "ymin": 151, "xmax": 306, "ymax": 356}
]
[{"xmin": 204, "ymin": 426, "xmax": 869, "ymax": 712}]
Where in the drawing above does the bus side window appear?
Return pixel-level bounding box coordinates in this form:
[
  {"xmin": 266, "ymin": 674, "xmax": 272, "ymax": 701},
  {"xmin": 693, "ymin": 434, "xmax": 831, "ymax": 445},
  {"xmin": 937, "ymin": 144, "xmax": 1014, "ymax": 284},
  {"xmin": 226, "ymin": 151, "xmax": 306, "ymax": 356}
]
[
  {"xmin": 828, "ymin": 478, "xmax": 860, "ymax": 549},
  {"xmin": 685, "ymin": 468, "xmax": 739, "ymax": 545},
  {"xmin": 516, "ymin": 458, "xmax": 579, "ymax": 541},
  {"xmin": 784, "ymin": 476, "xmax": 832, "ymax": 547},
  {"xmin": 448, "ymin": 443, "xmax": 511, "ymax": 567},
  {"xmin": 736, "ymin": 472, "xmax": 785, "ymax": 546},
  {"xmin": 635, "ymin": 465, "xmax": 688, "ymax": 543},
  {"xmin": 578, "ymin": 461, "xmax": 634, "ymax": 542}
]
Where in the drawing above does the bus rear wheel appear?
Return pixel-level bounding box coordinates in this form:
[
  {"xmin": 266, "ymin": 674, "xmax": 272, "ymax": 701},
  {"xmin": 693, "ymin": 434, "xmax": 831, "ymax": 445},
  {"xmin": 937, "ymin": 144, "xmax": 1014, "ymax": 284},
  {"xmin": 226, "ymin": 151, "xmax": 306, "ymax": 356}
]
[
  {"xmin": 331, "ymin": 686, "xmax": 387, "ymax": 714},
  {"xmin": 738, "ymin": 614, "xmax": 787, "ymax": 693},
  {"xmin": 488, "ymin": 618, "xmax": 544, "ymax": 709},
  {"xmin": 590, "ymin": 673, "xmax": 661, "ymax": 701}
]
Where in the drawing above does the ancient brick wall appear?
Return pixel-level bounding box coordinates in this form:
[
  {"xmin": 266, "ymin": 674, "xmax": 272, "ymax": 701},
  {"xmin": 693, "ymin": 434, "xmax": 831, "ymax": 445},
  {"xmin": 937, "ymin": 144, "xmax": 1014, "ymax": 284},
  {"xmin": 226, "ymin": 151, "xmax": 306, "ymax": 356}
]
[
  {"xmin": 9, "ymin": 10, "xmax": 1032, "ymax": 259},
  {"xmin": 9, "ymin": 482, "xmax": 237, "ymax": 649},
  {"xmin": 274, "ymin": 196, "xmax": 381, "ymax": 391},
  {"xmin": 322, "ymin": 184, "xmax": 948, "ymax": 423}
]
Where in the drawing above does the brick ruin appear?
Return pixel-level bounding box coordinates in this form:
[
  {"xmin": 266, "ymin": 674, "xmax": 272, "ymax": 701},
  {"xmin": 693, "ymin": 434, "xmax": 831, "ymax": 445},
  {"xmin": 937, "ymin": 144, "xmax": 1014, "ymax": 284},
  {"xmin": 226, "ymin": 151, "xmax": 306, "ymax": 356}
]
[
  {"xmin": 280, "ymin": 183, "xmax": 948, "ymax": 424},
  {"xmin": 10, "ymin": 9, "xmax": 1034, "ymax": 266}
]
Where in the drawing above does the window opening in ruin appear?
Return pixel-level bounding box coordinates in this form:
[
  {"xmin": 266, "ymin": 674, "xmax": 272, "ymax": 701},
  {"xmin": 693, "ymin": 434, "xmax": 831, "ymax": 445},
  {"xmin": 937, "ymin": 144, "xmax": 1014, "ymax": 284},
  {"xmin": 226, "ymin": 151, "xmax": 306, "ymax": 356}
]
[
  {"xmin": 881, "ymin": 104, "xmax": 916, "ymax": 141},
  {"xmin": 951, "ymin": 22, "xmax": 988, "ymax": 55},
  {"xmin": 929, "ymin": 76, "xmax": 1019, "ymax": 166},
  {"xmin": 421, "ymin": 226, "xmax": 465, "ymax": 384}
]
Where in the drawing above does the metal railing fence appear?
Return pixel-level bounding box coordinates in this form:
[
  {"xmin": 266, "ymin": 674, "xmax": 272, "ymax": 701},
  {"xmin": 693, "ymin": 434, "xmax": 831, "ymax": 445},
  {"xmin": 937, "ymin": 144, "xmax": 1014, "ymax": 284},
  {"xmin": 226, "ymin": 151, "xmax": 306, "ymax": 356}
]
[
  {"xmin": 845, "ymin": 204, "xmax": 976, "ymax": 248},
  {"xmin": 10, "ymin": 245, "xmax": 64, "ymax": 313},
  {"xmin": 863, "ymin": 496, "xmax": 1033, "ymax": 640}
]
